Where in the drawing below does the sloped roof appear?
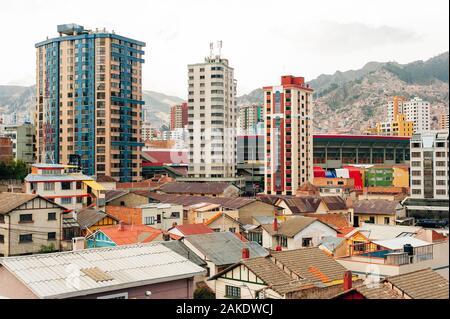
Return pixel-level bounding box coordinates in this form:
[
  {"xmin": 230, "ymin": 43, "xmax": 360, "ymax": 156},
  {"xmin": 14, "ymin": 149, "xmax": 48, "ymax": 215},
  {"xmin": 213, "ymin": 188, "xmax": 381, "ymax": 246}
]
[
  {"xmin": 261, "ymin": 216, "xmax": 320, "ymax": 238},
  {"xmin": 105, "ymin": 206, "xmax": 142, "ymax": 226},
  {"xmin": 320, "ymin": 236, "xmax": 345, "ymax": 253},
  {"xmin": 372, "ymin": 237, "xmax": 431, "ymax": 250},
  {"xmin": 0, "ymin": 243, "xmax": 205, "ymax": 299},
  {"xmin": 104, "ymin": 190, "xmax": 129, "ymax": 203},
  {"xmin": 356, "ymin": 223, "xmax": 422, "ymax": 240},
  {"xmin": 0, "ymin": 193, "xmax": 38, "ymax": 214},
  {"xmin": 241, "ymin": 257, "xmax": 313, "ymax": 295},
  {"xmin": 171, "ymin": 224, "xmax": 214, "ymax": 236},
  {"xmin": 184, "ymin": 232, "xmax": 268, "ymax": 266},
  {"xmin": 353, "ymin": 199, "xmax": 399, "ymax": 215},
  {"xmin": 96, "ymin": 175, "xmax": 117, "ymax": 183},
  {"xmin": 321, "ymin": 196, "xmax": 348, "ymax": 211},
  {"xmin": 205, "ymin": 212, "xmax": 242, "ymax": 227},
  {"xmin": 283, "ymin": 196, "xmax": 322, "ymax": 214},
  {"xmin": 138, "ymin": 192, "xmax": 262, "ymax": 210},
  {"xmin": 0, "ymin": 193, "xmax": 66, "ymax": 214},
  {"xmin": 160, "ymin": 240, "xmax": 206, "ymax": 266},
  {"xmin": 97, "ymin": 224, "xmax": 162, "ymax": 245},
  {"xmin": 387, "ymin": 268, "xmax": 449, "ymax": 299},
  {"xmin": 159, "ymin": 182, "xmax": 235, "ymax": 195},
  {"xmin": 304, "ymin": 213, "xmax": 351, "ymax": 230},
  {"xmin": 75, "ymin": 208, "xmax": 119, "ymax": 229},
  {"xmin": 271, "ymin": 247, "xmax": 348, "ymax": 283}
]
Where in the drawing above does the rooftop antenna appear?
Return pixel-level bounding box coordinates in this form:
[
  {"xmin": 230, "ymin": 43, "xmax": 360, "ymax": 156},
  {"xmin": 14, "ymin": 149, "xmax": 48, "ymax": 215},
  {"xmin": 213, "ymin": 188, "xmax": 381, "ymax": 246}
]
[
  {"xmin": 209, "ymin": 42, "xmax": 214, "ymax": 59},
  {"xmin": 217, "ymin": 40, "xmax": 222, "ymax": 57}
]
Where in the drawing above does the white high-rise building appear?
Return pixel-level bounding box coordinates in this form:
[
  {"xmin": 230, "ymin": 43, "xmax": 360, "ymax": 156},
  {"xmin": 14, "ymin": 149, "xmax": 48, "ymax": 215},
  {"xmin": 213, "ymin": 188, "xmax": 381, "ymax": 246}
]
[
  {"xmin": 410, "ymin": 130, "xmax": 448, "ymax": 199},
  {"xmin": 387, "ymin": 97, "xmax": 430, "ymax": 133},
  {"xmin": 187, "ymin": 43, "xmax": 237, "ymax": 178}
]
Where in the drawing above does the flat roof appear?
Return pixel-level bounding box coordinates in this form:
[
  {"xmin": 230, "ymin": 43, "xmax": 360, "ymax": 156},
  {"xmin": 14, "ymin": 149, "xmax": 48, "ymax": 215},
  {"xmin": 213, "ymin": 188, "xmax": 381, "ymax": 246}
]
[{"xmin": 314, "ymin": 134, "xmax": 411, "ymax": 142}]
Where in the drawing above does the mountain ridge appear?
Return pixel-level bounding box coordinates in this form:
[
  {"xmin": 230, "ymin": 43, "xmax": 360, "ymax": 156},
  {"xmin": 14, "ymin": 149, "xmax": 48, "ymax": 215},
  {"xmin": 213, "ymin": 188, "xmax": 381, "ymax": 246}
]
[{"xmin": 1, "ymin": 52, "xmax": 448, "ymax": 133}]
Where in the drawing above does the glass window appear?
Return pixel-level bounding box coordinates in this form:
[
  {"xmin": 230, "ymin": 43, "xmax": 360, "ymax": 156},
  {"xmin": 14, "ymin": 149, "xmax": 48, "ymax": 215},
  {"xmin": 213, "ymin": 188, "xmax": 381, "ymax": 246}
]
[
  {"xmin": 48, "ymin": 212, "xmax": 57, "ymax": 221},
  {"xmin": 19, "ymin": 234, "xmax": 33, "ymax": 243},
  {"xmin": 225, "ymin": 285, "xmax": 241, "ymax": 298},
  {"xmin": 48, "ymin": 232, "xmax": 56, "ymax": 240},
  {"xmin": 19, "ymin": 214, "xmax": 33, "ymax": 223}
]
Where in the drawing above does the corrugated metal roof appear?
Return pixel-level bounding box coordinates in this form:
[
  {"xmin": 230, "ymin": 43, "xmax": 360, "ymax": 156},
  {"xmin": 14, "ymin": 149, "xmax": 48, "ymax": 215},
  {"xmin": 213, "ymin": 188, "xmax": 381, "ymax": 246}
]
[
  {"xmin": 353, "ymin": 199, "xmax": 400, "ymax": 215},
  {"xmin": 184, "ymin": 232, "xmax": 268, "ymax": 266},
  {"xmin": 372, "ymin": 237, "xmax": 431, "ymax": 250},
  {"xmin": 0, "ymin": 243, "xmax": 205, "ymax": 299},
  {"xmin": 357, "ymin": 223, "xmax": 422, "ymax": 240}
]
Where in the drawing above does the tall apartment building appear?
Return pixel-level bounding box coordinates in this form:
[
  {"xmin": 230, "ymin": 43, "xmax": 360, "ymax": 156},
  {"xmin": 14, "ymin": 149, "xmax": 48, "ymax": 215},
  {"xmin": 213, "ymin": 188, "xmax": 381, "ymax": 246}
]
[
  {"xmin": 187, "ymin": 45, "xmax": 237, "ymax": 178},
  {"xmin": 2, "ymin": 123, "xmax": 35, "ymax": 164},
  {"xmin": 35, "ymin": 24, "xmax": 145, "ymax": 182},
  {"xmin": 439, "ymin": 113, "xmax": 449, "ymax": 130},
  {"xmin": 264, "ymin": 75, "xmax": 314, "ymax": 195},
  {"xmin": 410, "ymin": 131, "xmax": 448, "ymax": 199},
  {"xmin": 387, "ymin": 96, "xmax": 430, "ymax": 133},
  {"xmin": 238, "ymin": 104, "xmax": 263, "ymax": 135},
  {"xmin": 170, "ymin": 102, "xmax": 188, "ymax": 130}
]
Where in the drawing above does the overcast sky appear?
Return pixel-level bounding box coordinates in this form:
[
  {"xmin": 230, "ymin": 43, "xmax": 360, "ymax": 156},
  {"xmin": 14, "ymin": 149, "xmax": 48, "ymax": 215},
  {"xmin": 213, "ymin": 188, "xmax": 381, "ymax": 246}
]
[{"xmin": 1, "ymin": 0, "xmax": 448, "ymax": 97}]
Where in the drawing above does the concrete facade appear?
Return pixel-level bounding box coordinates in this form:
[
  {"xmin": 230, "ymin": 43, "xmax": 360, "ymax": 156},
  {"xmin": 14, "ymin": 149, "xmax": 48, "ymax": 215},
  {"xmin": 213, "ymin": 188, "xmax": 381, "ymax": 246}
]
[{"xmin": 187, "ymin": 49, "xmax": 237, "ymax": 179}]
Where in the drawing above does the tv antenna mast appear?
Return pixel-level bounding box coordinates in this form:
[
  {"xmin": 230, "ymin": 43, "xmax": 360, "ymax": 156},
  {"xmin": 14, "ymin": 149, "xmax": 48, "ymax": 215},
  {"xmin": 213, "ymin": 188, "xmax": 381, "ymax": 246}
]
[
  {"xmin": 217, "ymin": 40, "xmax": 222, "ymax": 57},
  {"xmin": 209, "ymin": 42, "xmax": 214, "ymax": 59}
]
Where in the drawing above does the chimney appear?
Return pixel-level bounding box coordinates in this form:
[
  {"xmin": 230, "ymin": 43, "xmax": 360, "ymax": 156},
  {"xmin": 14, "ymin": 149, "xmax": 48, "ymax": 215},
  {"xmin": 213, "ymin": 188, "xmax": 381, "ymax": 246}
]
[
  {"xmin": 241, "ymin": 248, "xmax": 250, "ymax": 259},
  {"xmin": 273, "ymin": 218, "xmax": 278, "ymax": 232},
  {"xmin": 118, "ymin": 221, "xmax": 124, "ymax": 231},
  {"xmin": 343, "ymin": 270, "xmax": 352, "ymax": 290},
  {"xmin": 72, "ymin": 237, "xmax": 85, "ymax": 251},
  {"xmin": 275, "ymin": 245, "xmax": 282, "ymax": 251}
]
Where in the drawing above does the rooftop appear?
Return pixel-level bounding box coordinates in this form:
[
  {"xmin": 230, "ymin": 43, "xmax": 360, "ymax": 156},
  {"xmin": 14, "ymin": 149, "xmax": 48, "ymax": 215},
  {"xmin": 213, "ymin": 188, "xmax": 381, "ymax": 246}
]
[
  {"xmin": 0, "ymin": 243, "xmax": 205, "ymax": 299},
  {"xmin": 387, "ymin": 268, "xmax": 449, "ymax": 299},
  {"xmin": 353, "ymin": 199, "xmax": 400, "ymax": 215},
  {"xmin": 271, "ymin": 247, "xmax": 349, "ymax": 283},
  {"xmin": 158, "ymin": 182, "xmax": 235, "ymax": 195},
  {"xmin": 184, "ymin": 231, "xmax": 268, "ymax": 266},
  {"xmin": 261, "ymin": 216, "xmax": 328, "ymax": 238},
  {"xmin": 170, "ymin": 224, "xmax": 214, "ymax": 236},
  {"xmin": 95, "ymin": 224, "xmax": 162, "ymax": 246},
  {"xmin": 75, "ymin": 208, "xmax": 119, "ymax": 229}
]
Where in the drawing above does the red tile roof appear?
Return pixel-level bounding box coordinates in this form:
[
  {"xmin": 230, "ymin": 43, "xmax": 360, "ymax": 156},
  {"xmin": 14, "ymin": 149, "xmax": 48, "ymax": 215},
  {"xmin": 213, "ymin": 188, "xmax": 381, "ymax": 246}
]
[
  {"xmin": 99, "ymin": 224, "xmax": 162, "ymax": 245},
  {"xmin": 338, "ymin": 227, "xmax": 356, "ymax": 237},
  {"xmin": 172, "ymin": 224, "xmax": 214, "ymax": 236},
  {"xmin": 105, "ymin": 206, "xmax": 142, "ymax": 225}
]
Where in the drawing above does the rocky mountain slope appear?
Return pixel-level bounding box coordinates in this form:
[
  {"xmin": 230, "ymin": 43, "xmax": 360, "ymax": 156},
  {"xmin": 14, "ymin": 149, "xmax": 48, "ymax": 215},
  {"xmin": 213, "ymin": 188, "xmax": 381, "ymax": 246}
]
[
  {"xmin": 237, "ymin": 52, "xmax": 449, "ymax": 133},
  {"xmin": 0, "ymin": 86, "xmax": 183, "ymax": 129},
  {"xmin": 1, "ymin": 52, "xmax": 448, "ymax": 133}
]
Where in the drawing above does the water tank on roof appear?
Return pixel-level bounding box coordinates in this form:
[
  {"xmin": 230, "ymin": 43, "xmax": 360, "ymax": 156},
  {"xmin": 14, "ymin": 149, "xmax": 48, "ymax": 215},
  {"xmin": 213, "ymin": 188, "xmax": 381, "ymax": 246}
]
[{"xmin": 403, "ymin": 244, "xmax": 414, "ymax": 256}]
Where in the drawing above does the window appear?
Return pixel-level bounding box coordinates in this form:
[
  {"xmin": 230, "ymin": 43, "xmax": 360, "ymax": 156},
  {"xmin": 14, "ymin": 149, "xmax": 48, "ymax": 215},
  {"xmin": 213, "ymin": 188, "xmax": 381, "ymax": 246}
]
[
  {"xmin": 19, "ymin": 214, "xmax": 33, "ymax": 223},
  {"xmin": 19, "ymin": 234, "xmax": 33, "ymax": 243},
  {"xmin": 144, "ymin": 216, "xmax": 155, "ymax": 225},
  {"xmin": 76, "ymin": 197, "xmax": 83, "ymax": 204},
  {"xmin": 48, "ymin": 212, "xmax": 57, "ymax": 221},
  {"xmin": 384, "ymin": 217, "xmax": 390, "ymax": 225},
  {"xmin": 0, "ymin": 234, "xmax": 4, "ymax": 243},
  {"xmin": 61, "ymin": 197, "xmax": 72, "ymax": 205},
  {"xmin": 61, "ymin": 182, "xmax": 72, "ymax": 190},
  {"xmin": 278, "ymin": 235, "xmax": 288, "ymax": 248},
  {"xmin": 44, "ymin": 182, "xmax": 55, "ymax": 191},
  {"xmin": 170, "ymin": 212, "xmax": 180, "ymax": 219},
  {"xmin": 48, "ymin": 232, "xmax": 56, "ymax": 240},
  {"xmin": 302, "ymin": 237, "xmax": 313, "ymax": 247},
  {"xmin": 0, "ymin": 215, "xmax": 4, "ymax": 224},
  {"xmin": 229, "ymin": 227, "xmax": 236, "ymax": 233},
  {"xmin": 76, "ymin": 182, "xmax": 82, "ymax": 189},
  {"xmin": 225, "ymin": 285, "xmax": 241, "ymax": 298}
]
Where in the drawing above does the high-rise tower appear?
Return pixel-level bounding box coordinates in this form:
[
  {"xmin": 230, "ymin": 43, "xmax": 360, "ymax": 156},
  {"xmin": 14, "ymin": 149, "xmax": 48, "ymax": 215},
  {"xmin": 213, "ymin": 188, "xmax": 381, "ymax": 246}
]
[{"xmin": 35, "ymin": 24, "xmax": 145, "ymax": 182}]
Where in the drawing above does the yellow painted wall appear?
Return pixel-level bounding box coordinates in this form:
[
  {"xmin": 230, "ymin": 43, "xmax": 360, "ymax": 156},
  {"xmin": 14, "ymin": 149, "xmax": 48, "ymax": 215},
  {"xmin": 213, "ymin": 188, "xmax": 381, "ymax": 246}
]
[{"xmin": 393, "ymin": 166, "xmax": 409, "ymax": 188}]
